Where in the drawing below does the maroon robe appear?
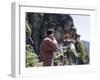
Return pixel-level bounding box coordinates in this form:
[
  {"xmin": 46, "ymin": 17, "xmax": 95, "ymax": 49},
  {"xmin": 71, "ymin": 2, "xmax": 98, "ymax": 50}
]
[{"xmin": 39, "ymin": 37, "xmax": 58, "ymax": 66}]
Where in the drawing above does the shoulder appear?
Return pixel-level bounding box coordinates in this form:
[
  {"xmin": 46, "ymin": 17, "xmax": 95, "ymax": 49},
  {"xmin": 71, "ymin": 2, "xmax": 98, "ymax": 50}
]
[{"xmin": 44, "ymin": 37, "xmax": 52, "ymax": 42}]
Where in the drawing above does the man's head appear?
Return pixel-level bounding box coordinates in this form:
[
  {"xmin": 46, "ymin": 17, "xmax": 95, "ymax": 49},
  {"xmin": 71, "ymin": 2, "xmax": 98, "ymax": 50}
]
[
  {"xmin": 47, "ymin": 29, "xmax": 54, "ymax": 39},
  {"xmin": 76, "ymin": 34, "xmax": 80, "ymax": 41}
]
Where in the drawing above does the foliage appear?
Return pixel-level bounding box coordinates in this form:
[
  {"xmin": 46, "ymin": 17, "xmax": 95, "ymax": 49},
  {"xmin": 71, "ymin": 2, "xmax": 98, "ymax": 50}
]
[
  {"xmin": 25, "ymin": 44, "xmax": 39, "ymax": 67},
  {"xmin": 77, "ymin": 41, "xmax": 86, "ymax": 61},
  {"xmin": 26, "ymin": 51, "xmax": 39, "ymax": 67}
]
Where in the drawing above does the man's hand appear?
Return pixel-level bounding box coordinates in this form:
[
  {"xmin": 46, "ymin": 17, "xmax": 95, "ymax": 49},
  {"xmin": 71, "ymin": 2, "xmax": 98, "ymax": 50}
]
[{"xmin": 53, "ymin": 37, "xmax": 58, "ymax": 44}]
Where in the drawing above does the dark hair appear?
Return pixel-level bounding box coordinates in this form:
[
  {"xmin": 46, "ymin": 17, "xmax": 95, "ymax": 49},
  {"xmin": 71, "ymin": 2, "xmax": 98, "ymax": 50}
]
[
  {"xmin": 77, "ymin": 34, "xmax": 80, "ymax": 37},
  {"xmin": 47, "ymin": 29, "xmax": 54, "ymax": 35},
  {"xmin": 76, "ymin": 34, "xmax": 80, "ymax": 39}
]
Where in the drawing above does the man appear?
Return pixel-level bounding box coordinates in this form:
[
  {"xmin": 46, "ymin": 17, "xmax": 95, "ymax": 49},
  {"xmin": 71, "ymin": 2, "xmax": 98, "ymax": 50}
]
[{"xmin": 39, "ymin": 29, "xmax": 58, "ymax": 66}]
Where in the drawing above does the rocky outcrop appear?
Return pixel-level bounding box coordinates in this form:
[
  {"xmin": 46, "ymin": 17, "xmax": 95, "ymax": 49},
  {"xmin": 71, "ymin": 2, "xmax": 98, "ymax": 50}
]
[{"xmin": 26, "ymin": 13, "xmax": 74, "ymax": 54}]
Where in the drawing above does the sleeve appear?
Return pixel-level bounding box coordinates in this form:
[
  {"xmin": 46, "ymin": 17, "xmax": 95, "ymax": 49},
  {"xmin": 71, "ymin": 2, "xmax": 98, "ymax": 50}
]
[{"xmin": 44, "ymin": 38, "xmax": 58, "ymax": 52}]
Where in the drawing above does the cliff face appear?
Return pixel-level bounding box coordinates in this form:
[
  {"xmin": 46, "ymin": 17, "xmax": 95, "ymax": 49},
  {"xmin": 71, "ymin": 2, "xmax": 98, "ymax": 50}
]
[{"xmin": 26, "ymin": 13, "xmax": 74, "ymax": 54}]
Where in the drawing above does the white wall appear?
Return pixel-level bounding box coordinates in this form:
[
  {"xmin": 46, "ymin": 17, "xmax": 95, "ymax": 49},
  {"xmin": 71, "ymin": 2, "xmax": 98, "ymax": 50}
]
[{"xmin": 0, "ymin": 0, "xmax": 100, "ymax": 80}]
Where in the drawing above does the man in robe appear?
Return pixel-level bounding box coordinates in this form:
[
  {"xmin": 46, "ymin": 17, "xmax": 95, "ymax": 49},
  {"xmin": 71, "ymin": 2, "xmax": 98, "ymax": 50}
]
[{"xmin": 39, "ymin": 29, "xmax": 58, "ymax": 66}]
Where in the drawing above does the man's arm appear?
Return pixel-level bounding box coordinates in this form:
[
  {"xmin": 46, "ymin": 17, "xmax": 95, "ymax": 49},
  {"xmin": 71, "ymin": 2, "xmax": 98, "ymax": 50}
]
[{"xmin": 44, "ymin": 38, "xmax": 58, "ymax": 52}]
